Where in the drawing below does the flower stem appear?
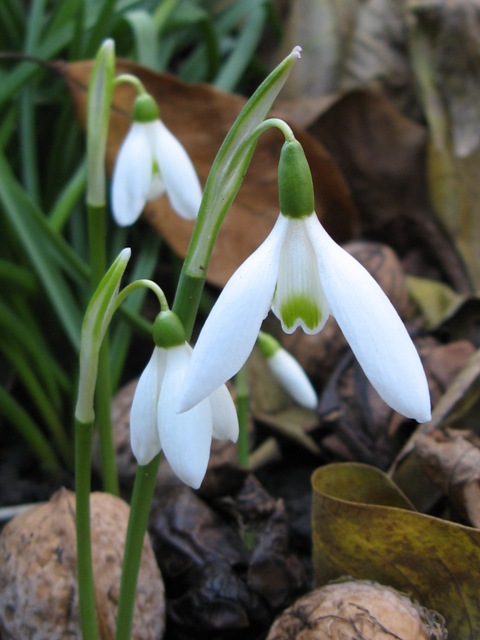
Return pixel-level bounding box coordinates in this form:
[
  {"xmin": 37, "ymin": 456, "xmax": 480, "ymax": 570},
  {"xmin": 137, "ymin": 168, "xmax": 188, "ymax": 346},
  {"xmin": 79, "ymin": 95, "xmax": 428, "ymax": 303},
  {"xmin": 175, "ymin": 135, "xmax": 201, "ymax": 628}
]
[
  {"xmin": 75, "ymin": 418, "xmax": 99, "ymax": 640},
  {"xmin": 115, "ymin": 455, "xmax": 161, "ymax": 640},
  {"xmin": 172, "ymin": 271, "xmax": 206, "ymax": 340},
  {"xmin": 88, "ymin": 202, "xmax": 119, "ymax": 496},
  {"xmin": 235, "ymin": 364, "xmax": 250, "ymax": 467}
]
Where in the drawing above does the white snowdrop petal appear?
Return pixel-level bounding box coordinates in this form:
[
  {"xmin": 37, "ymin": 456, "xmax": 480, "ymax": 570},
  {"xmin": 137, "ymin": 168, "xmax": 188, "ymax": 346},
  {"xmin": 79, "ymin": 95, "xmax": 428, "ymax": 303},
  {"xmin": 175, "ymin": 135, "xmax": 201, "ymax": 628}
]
[
  {"xmin": 268, "ymin": 348, "xmax": 318, "ymax": 409},
  {"xmin": 158, "ymin": 345, "xmax": 212, "ymax": 489},
  {"xmin": 308, "ymin": 216, "xmax": 431, "ymax": 422},
  {"xmin": 130, "ymin": 348, "xmax": 164, "ymax": 465},
  {"xmin": 111, "ymin": 123, "xmax": 152, "ymax": 226},
  {"xmin": 272, "ymin": 215, "xmax": 330, "ymax": 335},
  {"xmin": 153, "ymin": 120, "xmax": 202, "ymax": 220},
  {"xmin": 209, "ymin": 384, "xmax": 239, "ymax": 442},
  {"xmin": 180, "ymin": 215, "xmax": 289, "ymax": 412}
]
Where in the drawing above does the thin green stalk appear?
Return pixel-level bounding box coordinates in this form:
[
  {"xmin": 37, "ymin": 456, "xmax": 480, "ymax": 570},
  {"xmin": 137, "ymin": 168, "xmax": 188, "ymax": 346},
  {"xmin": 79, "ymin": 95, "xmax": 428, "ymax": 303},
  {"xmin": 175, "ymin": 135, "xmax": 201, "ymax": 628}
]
[
  {"xmin": 88, "ymin": 202, "xmax": 118, "ymax": 495},
  {"xmin": 95, "ymin": 335, "xmax": 119, "ymax": 496},
  {"xmin": 235, "ymin": 364, "xmax": 250, "ymax": 467},
  {"xmin": 87, "ymin": 203, "xmax": 107, "ymax": 290},
  {"xmin": 75, "ymin": 418, "xmax": 100, "ymax": 640},
  {"xmin": 172, "ymin": 271, "xmax": 206, "ymax": 340},
  {"xmin": 115, "ymin": 455, "xmax": 161, "ymax": 640}
]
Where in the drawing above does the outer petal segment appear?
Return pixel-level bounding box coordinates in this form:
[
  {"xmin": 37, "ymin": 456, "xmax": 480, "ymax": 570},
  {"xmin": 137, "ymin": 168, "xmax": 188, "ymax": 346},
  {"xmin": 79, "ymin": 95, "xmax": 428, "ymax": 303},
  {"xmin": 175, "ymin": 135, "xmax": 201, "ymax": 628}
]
[
  {"xmin": 152, "ymin": 120, "xmax": 202, "ymax": 220},
  {"xmin": 130, "ymin": 348, "xmax": 164, "ymax": 465},
  {"xmin": 308, "ymin": 215, "xmax": 431, "ymax": 422},
  {"xmin": 111, "ymin": 123, "xmax": 152, "ymax": 226},
  {"xmin": 158, "ymin": 345, "xmax": 212, "ymax": 489},
  {"xmin": 180, "ymin": 215, "xmax": 289, "ymax": 412}
]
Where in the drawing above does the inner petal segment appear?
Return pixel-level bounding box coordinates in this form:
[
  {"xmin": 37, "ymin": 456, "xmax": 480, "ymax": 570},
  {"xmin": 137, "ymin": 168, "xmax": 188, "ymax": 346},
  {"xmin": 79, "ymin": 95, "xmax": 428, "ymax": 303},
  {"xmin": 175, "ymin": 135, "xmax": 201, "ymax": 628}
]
[{"xmin": 272, "ymin": 217, "xmax": 329, "ymax": 334}]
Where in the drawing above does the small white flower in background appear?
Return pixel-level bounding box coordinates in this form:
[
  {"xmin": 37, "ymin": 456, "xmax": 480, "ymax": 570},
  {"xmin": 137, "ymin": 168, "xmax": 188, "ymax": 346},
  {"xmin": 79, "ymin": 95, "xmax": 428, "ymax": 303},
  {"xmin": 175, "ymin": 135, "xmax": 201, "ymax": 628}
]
[
  {"xmin": 111, "ymin": 93, "xmax": 202, "ymax": 226},
  {"xmin": 257, "ymin": 332, "xmax": 317, "ymax": 410},
  {"xmin": 180, "ymin": 139, "xmax": 431, "ymax": 424},
  {"xmin": 130, "ymin": 311, "xmax": 238, "ymax": 489}
]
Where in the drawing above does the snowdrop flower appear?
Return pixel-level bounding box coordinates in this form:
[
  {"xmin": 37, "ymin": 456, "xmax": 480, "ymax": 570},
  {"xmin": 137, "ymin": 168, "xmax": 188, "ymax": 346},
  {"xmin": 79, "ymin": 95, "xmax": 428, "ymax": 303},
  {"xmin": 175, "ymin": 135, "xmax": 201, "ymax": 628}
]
[
  {"xmin": 180, "ymin": 139, "xmax": 431, "ymax": 423},
  {"xmin": 130, "ymin": 310, "xmax": 238, "ymax": 489},
  {"xmin": 111, "ymin": 93, "xmax": 202, "ymax": 226},
  {"xmin": 257, "ymin": 332, "xmax": 317, "ymax": 410}
]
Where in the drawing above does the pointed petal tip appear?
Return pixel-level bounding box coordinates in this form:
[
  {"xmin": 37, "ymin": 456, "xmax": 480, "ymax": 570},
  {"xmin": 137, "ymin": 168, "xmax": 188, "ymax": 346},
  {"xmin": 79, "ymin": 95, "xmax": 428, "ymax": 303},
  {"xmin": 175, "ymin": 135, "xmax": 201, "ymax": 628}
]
[
  {"xmin": 413, "ymin": 404, "xmax": 432, "ymax": 424},
  {"xmin": 131, "ymin": 444, "xmax": 160, "ymax": 467},
  {"xmin": 210, "ymin": 385, "xmax": 239, "ymax": 442}
]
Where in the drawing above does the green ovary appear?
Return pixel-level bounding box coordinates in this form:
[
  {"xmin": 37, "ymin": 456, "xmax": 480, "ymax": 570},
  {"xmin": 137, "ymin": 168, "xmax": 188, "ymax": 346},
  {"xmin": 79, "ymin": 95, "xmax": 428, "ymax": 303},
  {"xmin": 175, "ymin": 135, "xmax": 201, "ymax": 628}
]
[{"xmin": 280, "ymin": 295, "xmax": 322, "ymax": 330}]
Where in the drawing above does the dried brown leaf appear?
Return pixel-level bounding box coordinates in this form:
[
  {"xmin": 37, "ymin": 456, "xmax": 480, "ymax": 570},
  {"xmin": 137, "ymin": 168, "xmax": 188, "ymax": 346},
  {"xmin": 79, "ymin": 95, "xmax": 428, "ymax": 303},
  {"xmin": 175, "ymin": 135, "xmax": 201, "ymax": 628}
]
[
  {"xmin": 309, "ymin": 90, "xmax": 469, "ymax": 292},
  {"xmin": 59, "ymin": 59, "xmax": 359, "ymax": 287}
]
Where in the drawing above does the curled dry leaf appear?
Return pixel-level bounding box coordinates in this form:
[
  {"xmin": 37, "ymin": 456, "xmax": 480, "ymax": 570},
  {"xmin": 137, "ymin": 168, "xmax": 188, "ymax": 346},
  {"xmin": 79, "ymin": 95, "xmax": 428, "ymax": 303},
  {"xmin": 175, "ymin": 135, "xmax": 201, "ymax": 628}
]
[
  {"xmin": 0, "ymin": 488, "xmax": 165, "ymax": 640},
  {"xmin": 393, "ymin": 344, "xmax": 480, "ymax": 471},
  {"xmin": 266, "ymin": 579, "xmax": 447, "ymax": 640},
  {"xmin": 415, "ymin": 428, "xmax": 480, "ymax": 527},
  {"xmin": 59, "ymin": 59, "xmax": 359, "ymax": 287}
]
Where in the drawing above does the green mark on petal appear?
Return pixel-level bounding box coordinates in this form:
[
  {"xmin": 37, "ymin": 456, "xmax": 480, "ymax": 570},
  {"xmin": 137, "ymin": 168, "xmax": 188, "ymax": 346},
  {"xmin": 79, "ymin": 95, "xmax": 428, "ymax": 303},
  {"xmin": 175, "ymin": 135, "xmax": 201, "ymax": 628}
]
[{"xmin": 280, "ymin": 295, "xmax": 322, "ymax": 331}]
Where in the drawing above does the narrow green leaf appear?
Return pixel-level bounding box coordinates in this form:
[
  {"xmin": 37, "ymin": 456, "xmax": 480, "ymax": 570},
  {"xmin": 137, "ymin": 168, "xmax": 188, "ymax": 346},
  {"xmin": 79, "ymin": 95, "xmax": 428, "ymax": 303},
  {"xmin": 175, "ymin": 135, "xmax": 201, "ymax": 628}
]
[
  {"xmin": 214, "ymin": 4, "xmax": 268, "ymax": 91},
  {"xmin": 0, "ymin": 153, "xmax": 84, "ymax": 347},
  {"xmin": 1, "ymin": 340, "xmax": 73, "ymax": 467},
  {"xmin": 0, "ymin": 386, "xmax": 61, "ymax": 476},
  {"xmin": 122, "ymin": 10, "xmax": 159, "ymax": 68}
]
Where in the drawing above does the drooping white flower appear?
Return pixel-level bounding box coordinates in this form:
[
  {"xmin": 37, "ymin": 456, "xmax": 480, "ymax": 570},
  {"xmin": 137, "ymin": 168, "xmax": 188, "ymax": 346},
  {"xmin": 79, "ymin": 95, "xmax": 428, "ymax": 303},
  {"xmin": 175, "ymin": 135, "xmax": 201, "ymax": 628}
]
[
  {"xmin": 180, "ymin": 140, "xmax": 431, "ymax": 423},
  {"xmin": 257, "ymin": 332, "xmax": 318, "ymax": 410},
  {"xmin": 111, "ymin": 93, "xmax": 202, "ymax": 226},
  {"xmin": 130, "ymin": 315, "xmax": 238, "ymax": 489}
]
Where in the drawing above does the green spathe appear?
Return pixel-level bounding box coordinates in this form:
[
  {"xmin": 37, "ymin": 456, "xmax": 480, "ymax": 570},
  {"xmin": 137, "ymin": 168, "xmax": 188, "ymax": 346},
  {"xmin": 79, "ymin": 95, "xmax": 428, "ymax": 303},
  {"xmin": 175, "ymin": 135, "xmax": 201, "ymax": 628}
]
[
  {"xmin": 133, "ymin": 93, "xmax": 160, "ymax": 123},
  {"xmin": 257, "ymin": 331, "xmax": 281, "ymax": 358},
  {"xmin": 152, "ymin": 310, "xmax": 185, "ymax": 348},
  {"xmin": 280, "ymin": 293, "xmax": 322, "ymax": 331},
  {"xmin": 278, "ymin": 139, "xmax": 315, "ymax": 219},
  {"xmin": 75, "ymin": 248, "xmax": 131, "ymax": 423}
]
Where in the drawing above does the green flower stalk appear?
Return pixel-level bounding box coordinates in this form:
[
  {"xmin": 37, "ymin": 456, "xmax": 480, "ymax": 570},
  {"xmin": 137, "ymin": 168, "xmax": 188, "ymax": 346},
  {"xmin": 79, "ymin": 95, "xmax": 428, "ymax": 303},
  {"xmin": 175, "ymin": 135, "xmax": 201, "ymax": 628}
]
[
  {"xmin": 85, "ymin": 38, "xmax": 117, "ymax": 495},
  {"xmin": 75, "ymin": 248, "xmax": 130, "ymax": 640}
]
